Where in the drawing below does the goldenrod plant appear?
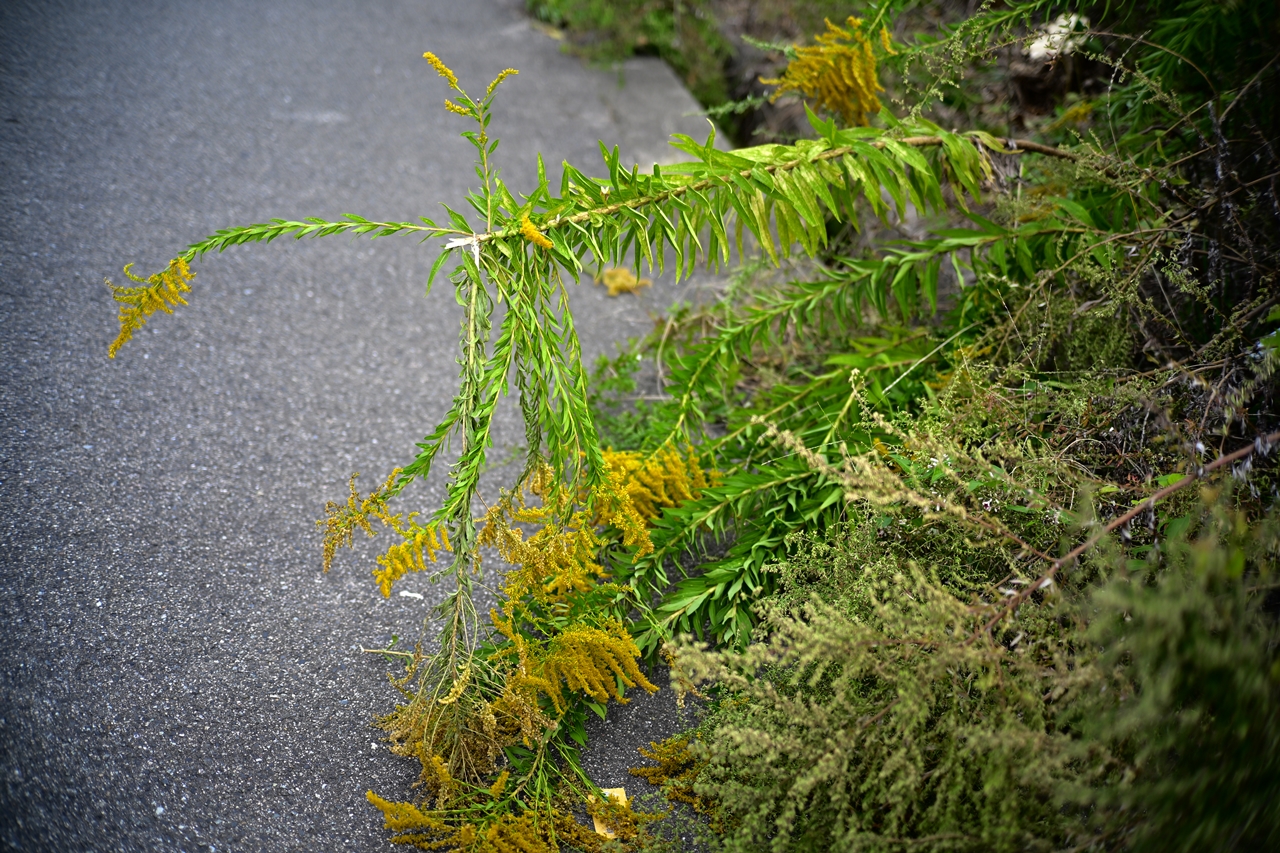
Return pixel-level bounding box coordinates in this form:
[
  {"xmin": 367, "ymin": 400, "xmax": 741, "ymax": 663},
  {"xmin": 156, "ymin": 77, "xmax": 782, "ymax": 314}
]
[
  {"xmin": 110, "ymin": 0, "xmax": 1280, "ymax": 848},
  {"xmin": 105, "ymin": 257, "xmax": 195, "ymax": 357},
  {"xmin": 759, "ymin": 15, "xmax": 892, "ymax": 127}
]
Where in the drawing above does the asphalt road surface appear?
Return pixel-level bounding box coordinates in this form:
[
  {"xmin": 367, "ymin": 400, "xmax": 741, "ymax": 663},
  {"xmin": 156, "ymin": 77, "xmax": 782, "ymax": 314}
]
[{"xmin": 1, "ymin": 2, "xmax": 712, "ymax": 849}]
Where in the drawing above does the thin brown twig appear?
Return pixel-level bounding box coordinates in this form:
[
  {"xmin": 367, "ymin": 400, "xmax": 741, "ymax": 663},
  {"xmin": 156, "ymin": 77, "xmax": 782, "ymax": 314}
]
[{"xmin": 968, "ymin": 429, "xmax": 1280, "ymax": 641}]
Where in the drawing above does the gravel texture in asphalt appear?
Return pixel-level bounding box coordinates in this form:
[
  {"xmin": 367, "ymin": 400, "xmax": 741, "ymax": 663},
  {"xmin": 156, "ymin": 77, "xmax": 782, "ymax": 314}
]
[{"xmin": 0, "ymin": 2, "xmax": 717, "ymax": 849}]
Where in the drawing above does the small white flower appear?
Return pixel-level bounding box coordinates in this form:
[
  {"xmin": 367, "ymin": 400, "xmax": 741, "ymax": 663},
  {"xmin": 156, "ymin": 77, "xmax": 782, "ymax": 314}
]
[{"xmin": 1027, "ymin": 14, "xmax": 1089, "ymax": 61}]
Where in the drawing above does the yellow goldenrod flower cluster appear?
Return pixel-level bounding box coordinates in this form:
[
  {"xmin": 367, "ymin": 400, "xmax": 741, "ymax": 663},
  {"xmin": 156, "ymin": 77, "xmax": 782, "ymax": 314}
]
[
  {"xmin": 519, "ymin": 212, "xmax": 554, "ymax": 249},
  {"xmin": 602, "ymin": 446, "xmax": 716, "ymax": 521},
  {"xmin": 422, "ymin": 51, "xmax": 460, "ymax": 91},
  {"xmin": 760, "ymin": 16, "xmax": 887, "ymax": 127},
  {"xmin": 317, "ymin": 470, "xmax": 400, "ymax": 573},
  {"xmin": 535, "ymin": 620, "xmax": 656, "ymax": 712},
  {"xmin": 317, "ymin": 467, "xmax": 453, "ymax": 592},
  {"xmin": 478, "ymin": 813, "xmax": 557, "ymax": 853},
  {"xmin": 436, "ymin": 662, "xmax": 470, "ymax": 705},
  {"xmin": 486, "ymin": 68, "xmax": 519, "ymax": 98},
  {"xmin": 364, "ymin": 449, "xmax": 705, "ymax": 845},
  {"xmin": 479, "ymin": 489, "xmax": 610, "ymax": 604},
  {"xmin": 375, "ymin": 661, "xmax": 513, "ymax": 801},
  {"xmin": 371, "ymin": 520, "xmax": 451, "ymax": 597},
  {"xmin": 487, "ymin": 769, "xmax": 510, "ymax": 799},
  {"xmin": 491, "ymin": 607, "xmax": 656, "ymax": 714},
  {"xmin": 631, "ymin": 732, "xmax": 712, "ymax": 813},
  {"xmin": 365, "ymin": 790, "xmax": 483, "ymax": 847},
  {"xmin": 880, "ymin": 25, "xmax": 897, "ymax": 55},
  {"xmin": 105, "ymin": 257, "xmax": 195, "ymax": 358},
  {"xmin": 477, "ymin": 458, "xmax": 659, "ymax": 608}
]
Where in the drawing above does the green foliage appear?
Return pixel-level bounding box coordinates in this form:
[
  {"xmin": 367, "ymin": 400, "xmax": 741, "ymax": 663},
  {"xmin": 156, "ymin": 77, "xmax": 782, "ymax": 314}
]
[
  {"xmin": 1064, "ymin": 492, "xmax": 1280, "ymax": 852},
  {"xmin": 656, "ymin": 485, "xmax": 1280, "ymax": 853},
  {"xmin": 109, "ymin": 1, "xmax": 1280, "ymax": 848},
  {"xmin": 527, "ymin": 0, "xmax": 730, "ymax": 107}
]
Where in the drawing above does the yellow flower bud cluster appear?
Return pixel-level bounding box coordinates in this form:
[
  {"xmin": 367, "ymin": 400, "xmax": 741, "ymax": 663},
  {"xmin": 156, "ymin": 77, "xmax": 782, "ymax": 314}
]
[
  {"xmin": 372, "ymin": 520, "xmax": 452, "ymax": 597},
  {"xmin": 535, "ymin": 620, "xmax": 657, "ymax": 713},
  {"xmin": 519, "ymin": 212, "xmax": 554, "ymax": 249},
  {"xmin": 318, "ymin": 470, "xmax": 400, "ymax": 573},
  {"xmin": 760, "ymin": 16, "xmax": 888, "ymax": 127},
  {"xmin": 631, "ymin": 732, "xmax": 712, "ymax": 812},
  {"xmin": 486, "ymin": 68, "xmax": 518, "ymax": 98},
  {"xmin": 597, "ymin": 267, "xmax": 652, "ymax": 297},
  {"xmin": 105, "ymin": 257, "xmax": 195, "ymax": 358},
  {"xmin": 443, "ymin": 98, "xmax": 471, "ymax": 117},
  {"xmin": 422, "ymin": 51, "xmax": 460, "ymax": 91},
  {"xmin": 603, "ymin": 445, "xmax": 716, "ymax": 522}
]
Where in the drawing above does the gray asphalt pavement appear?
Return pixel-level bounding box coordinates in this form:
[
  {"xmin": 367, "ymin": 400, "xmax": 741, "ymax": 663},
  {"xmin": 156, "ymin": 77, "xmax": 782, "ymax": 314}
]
[{"xmin": 0, "ymin": 2, "xmax": 712, "ymax": 849}]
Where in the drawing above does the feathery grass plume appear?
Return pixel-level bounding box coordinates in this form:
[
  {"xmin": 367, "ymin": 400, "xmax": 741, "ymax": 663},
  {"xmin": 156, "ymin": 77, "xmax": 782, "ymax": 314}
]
[
  {"xmin": 760, "ymin": 16, "xmax": 884, "ymax": 126},
  {"xmin": 317, "ymin": 469, "xmax": 401, "ymax": 573},
  {"xmin": 519, "ymin": 212, "xmax": 554, "ymax": 249},
  {"xmin": 105, "ymin": 257, "xmax": 195, "ymax": 357}
]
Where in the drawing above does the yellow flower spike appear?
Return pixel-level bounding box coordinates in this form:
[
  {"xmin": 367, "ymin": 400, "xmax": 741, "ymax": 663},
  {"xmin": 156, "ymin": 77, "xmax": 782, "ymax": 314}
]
[
  {"xmin": 105, "ymin": 257, "xmax": 196, "ymax": 358},
  {"xmin": 371, "ymin": 521, "xmax": 453, "ymax": 597},
  {"xmin": 437, "ymin": 663, "xmax": 470, "ymax": 705},
  {"xmin": 422, "ymin": 51, "xmax": 460, "ymax": 91},
  {"xmin": 520, "ymin": 213, "xmax": 554, "ymax": 249},
  {"xmin": 760, "ymin": 15, "xmax": 885, "ymax": 126},
  {"xmin": 488, "ymin": 769, "xmax": 510, "ymax": 799},
  {"xmin": 600, "ymin": 446, "xmax": 717, "ymax": 527},
  {"xmin": 443, "ymin": 98, "xmax": 471, "ymax": 117},
  {"xmin": 880, "ymin": 26, "xmax": 897, "ymax": 55},
  {"xmin": 485, "ymin": 67, "xmax": 518, "ymax": 97},
  {"xmin": 365, "ymin": 791, "xmax": 450, "ymax": 833}
]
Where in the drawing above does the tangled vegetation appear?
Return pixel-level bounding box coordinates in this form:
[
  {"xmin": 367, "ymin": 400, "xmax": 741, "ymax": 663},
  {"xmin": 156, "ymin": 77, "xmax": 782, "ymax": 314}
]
[{"xmin": 109, "ymin": 0, "xmax": 1279, "ymax": 849}]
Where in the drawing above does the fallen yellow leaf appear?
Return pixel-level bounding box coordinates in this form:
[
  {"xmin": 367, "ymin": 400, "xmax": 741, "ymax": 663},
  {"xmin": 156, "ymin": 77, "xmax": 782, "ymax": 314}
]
[
  {"xmin": 590, "ymin": 787, "xmax": 628, "ymax": 837},
  {"xmin": 597, "ymin": 268, "xmax": 651, "ymax": 297}
]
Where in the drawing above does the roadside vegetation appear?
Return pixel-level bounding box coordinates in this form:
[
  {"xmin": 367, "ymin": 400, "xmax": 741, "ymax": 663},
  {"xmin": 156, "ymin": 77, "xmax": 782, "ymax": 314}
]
[{"xmin": 109, "ymin": 1, "xmax": 1279, "ymax": 849}]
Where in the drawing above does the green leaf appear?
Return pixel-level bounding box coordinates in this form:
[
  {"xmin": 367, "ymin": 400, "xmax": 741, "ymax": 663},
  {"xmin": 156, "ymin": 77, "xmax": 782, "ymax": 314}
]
[{"xmin": 426, "ymin": 248, "xmax": 453, "ymax": 293}]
